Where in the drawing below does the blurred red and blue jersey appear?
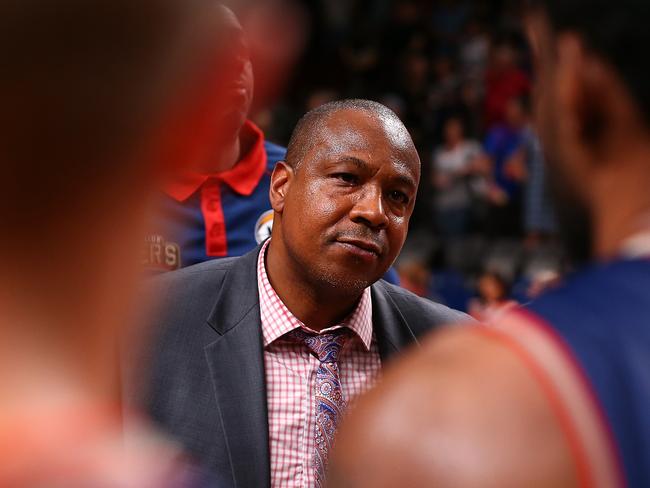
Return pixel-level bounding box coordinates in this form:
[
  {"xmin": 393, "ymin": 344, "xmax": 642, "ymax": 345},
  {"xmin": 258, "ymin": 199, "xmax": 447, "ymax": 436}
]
[
  {"xmin": 144, "ymin": 120, "xmax": 283, "ymax": 270},
  {"xmin": 492, "ymin": 256, "xmax": 650, "ymax": 487}
]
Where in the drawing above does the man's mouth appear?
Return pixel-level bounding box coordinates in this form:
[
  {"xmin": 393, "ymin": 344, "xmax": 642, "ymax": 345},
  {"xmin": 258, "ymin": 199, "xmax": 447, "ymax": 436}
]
[{"xmin": 335, "ymin": 237, "xmax": 383, "ymax": 257}]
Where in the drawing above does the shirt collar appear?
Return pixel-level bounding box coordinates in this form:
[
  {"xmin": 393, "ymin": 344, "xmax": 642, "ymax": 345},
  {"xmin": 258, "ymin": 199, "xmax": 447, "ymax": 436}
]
[
  {"xmin": 256, "ymin": 239, "xmax": 373, "ymax": 351},
  {"xmin": 164, "ymin": 119, "xmax": 268, "ymax": 202}
]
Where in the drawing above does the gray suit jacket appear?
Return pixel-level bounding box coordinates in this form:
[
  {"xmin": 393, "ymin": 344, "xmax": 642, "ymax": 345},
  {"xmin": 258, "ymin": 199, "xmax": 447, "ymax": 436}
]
[{"xmin": 137, "ymin": 245, "xmax": 468, "ymax": 487}]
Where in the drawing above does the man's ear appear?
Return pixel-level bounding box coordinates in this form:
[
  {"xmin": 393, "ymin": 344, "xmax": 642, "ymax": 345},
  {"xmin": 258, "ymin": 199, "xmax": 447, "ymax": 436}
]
[
  {"xmin": 556, "ymin": 33, "xmax": 624, "ymax": 153},
  {"xmin": 269, "ymin": 161, "xmax": 294, "ymax": 213}
]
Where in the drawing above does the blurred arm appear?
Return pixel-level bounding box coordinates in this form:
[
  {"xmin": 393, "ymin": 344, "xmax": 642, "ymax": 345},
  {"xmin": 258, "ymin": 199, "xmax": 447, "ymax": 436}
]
[{"xmin": 329, "ymin": 325, "xmax": 579, "ymax": 488}]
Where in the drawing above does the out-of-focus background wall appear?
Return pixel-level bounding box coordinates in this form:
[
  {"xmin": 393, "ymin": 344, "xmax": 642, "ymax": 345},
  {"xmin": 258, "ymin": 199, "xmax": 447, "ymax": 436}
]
[{"xmin": 248, "ymin": 0, "xmax": 562, "ymax": 317}]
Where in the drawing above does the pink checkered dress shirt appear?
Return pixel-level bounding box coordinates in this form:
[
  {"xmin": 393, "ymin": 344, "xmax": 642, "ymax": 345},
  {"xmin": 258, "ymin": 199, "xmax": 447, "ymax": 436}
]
[{"xmin": 257, "ymin": 239, "xmax": 382, "ymax": 487}]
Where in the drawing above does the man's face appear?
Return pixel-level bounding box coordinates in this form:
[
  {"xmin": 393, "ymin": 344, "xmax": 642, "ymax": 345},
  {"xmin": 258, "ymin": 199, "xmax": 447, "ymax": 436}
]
[
  {"xmin": 527, "ymin": 12, "xmax": 593, "ymax": 264},
  {"xmin": 277, "ymin": 109, "xmax": 420, "ymax": 292},
  {"xmin": 216, "ymin": 9, "xmax": 254, "ymax": 138}
]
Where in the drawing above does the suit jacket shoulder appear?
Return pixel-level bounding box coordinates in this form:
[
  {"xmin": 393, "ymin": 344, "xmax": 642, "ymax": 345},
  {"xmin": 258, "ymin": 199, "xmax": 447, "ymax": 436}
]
[
  {"xmin": 372, "ymin": 279, "xmax": 472, "ymax": 338},
  {"xmin": 151, "ymin": 254, "xmax": 237, "ymax": 296},
  {"xmin": 142, "ymin": 257, "xmax": 239, "ymax": 348}
]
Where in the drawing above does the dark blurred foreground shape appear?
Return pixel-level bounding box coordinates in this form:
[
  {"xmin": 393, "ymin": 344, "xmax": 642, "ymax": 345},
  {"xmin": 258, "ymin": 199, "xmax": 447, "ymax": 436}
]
[
  {"xmin": 329, "ymin": 0, "xmax": 650, "ymax": 486},
  {"xmin": 0, "ymin": 0, "xmax": 301, "ymax": 485}
]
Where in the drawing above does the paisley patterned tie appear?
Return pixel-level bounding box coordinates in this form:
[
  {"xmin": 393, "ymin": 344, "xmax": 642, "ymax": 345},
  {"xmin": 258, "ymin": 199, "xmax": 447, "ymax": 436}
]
[{"xmin": 289, "ymin": 328, "xmax": 350, "ymax": 488}]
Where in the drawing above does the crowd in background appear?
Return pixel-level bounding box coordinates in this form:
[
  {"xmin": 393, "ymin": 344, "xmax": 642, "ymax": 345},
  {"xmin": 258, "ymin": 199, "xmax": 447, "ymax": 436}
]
[{"xmin": 253, "ymin": 0, "xmax": 563, "ymax": 316}]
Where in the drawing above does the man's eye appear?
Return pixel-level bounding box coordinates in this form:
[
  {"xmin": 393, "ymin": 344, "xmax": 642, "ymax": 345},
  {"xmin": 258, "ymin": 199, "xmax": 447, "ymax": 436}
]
[
  {"xmin": 388, "ymin": 190, "xmax": 409, "ymax": 204},
  {"xmin": 333, "ymin": 173, "xmax": 359, "ymax": 184}
]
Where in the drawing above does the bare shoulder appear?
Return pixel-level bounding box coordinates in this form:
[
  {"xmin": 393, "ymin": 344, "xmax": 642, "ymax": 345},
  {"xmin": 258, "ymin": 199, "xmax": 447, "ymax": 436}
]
[{"xmin": 330, "ymin": 325, "xmax": 578, "ymax": 488}]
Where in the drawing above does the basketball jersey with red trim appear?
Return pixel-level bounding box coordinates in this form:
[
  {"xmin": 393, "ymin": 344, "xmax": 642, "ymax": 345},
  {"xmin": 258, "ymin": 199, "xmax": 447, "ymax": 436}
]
[
  {"xmin": 144, "ymin": 121, "xmax": 285, "ymax": 270},
  {"xmin": 524, "ymin": 258, "xmax": 650, "ymax": 487}
]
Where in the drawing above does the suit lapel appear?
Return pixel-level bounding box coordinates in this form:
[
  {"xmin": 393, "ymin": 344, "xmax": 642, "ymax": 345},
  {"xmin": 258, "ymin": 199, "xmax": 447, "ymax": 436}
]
[
  {"xmin": 371, "ymin": 283, "xmax": 419, "ymax": 364},
  {"xmin": 204, "ymin": 246, "xmax": 270, "ymax": 488},
  {"xmin": 200, "ymin": 254, "xmax": 417, "ymax": 487}
]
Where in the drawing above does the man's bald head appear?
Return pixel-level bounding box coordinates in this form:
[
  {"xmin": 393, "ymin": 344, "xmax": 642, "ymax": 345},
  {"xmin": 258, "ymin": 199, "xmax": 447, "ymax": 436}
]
[
  {"xmin": 285, "ymin": 99, "xmax": 417, "ymax": 170},
  {"xmin": 269, "ymin": 98, "xmax": 420, "ymax": 298}
]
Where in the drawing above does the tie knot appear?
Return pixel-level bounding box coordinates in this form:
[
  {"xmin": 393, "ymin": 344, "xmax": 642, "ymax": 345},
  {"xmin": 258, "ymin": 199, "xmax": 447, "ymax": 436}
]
[{"xmin": 288, "ymin": 328, "xmax": 350, "ymax": 363}]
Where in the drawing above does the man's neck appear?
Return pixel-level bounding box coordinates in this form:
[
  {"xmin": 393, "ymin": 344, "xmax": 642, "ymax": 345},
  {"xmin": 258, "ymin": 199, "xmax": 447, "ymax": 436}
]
[{"xmin": 265, "ymin": 240, "xmax": 364, "ymax": 332}]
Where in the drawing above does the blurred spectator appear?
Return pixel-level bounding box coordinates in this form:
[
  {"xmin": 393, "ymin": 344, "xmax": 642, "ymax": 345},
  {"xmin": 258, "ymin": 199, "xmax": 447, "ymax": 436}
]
[
  {"xmin": 402, "ymin": 50, "xmax": 431, "ymax": 107},
  {"xmin": 522, "ymin": 129, "xmax": 557, "ymax": 245},
  {"xmin": 399, "ymin": 50, "xmax": 433, "ymax": 149},
  {"xmin": 397, "ymin": 259, "xmax": 432, "ymax": 298},
  {"xmin": 483, "ymin": 95, "xmax": 530, "ymax": 237},
  {"xmin": 432, "ymin": 116, "xmax": 488, "ymax": 237},
  {"xmin": 502, "ymin": 124, "xmax": 557, "ymax": 247},
  {"xmin": 458, "ymin": 18, "xmax": 491, "ymax": 86},
  {"xmin": 483, "ymin": 40, "xmax": 530, "ymax": 127},
  {"xmin": 468, "ymin": 271, "xmax": 517, "ymax": 321},
  {"xmin": 429, "ymin": 55, "xmax": 460, "ymax": 112},
  {"xmin": 456, "ymin": 80, "xmax": 484, "ymax": 138},
  {"xmin": 430, "ymin": 0, "xmax": 471, "ymax": 51}
]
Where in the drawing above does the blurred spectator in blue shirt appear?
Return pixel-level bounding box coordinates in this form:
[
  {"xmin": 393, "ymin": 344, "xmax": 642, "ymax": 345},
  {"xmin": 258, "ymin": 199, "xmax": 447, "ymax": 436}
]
[
  {"xmin": 500, "ymin": 122, "xmax": 557, "ymax": 246},
  {"xmin": 482, "ymin": 96, "xmax": 529, "ymax": 236}
]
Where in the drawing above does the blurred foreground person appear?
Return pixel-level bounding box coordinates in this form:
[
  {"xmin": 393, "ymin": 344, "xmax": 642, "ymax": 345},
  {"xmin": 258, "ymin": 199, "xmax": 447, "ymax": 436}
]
[
  {"xmin": 143, "ymin": 5, "xmax": 286, "ymax": 270},
  {"xmin": 330, "ymin": 1, "xmax": 650, "ymax": 487},
  {"xmin": 468, "ymin": 271, "xmax": 516, "ymax": 322},
  {"xmin": 0, "ymin": 0, "xmax": 246, "ymax": 486},
  {"xmin": 137, "ymin": 100, "xmax": 468, "ymax": 487}
]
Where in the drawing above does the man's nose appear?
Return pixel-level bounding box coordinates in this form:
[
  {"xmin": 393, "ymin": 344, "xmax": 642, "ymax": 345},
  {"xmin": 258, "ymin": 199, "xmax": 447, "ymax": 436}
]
[{"xmin": 349, "ymin": 186, "xmax": 389, "ymax": 229}]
